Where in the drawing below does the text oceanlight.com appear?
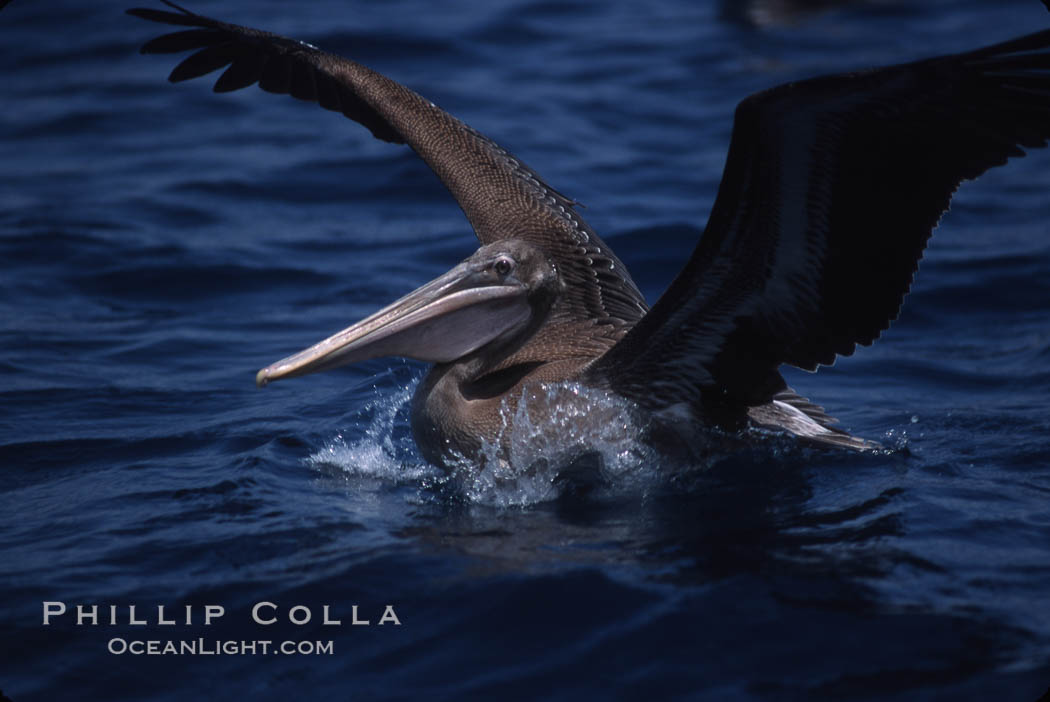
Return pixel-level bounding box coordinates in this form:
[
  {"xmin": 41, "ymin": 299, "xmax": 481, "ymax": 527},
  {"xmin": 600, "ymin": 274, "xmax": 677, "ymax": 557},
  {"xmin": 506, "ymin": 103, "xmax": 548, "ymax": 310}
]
[{"xmin": 107, "ymin": 638, "xmax": 334, "ymax": 656}]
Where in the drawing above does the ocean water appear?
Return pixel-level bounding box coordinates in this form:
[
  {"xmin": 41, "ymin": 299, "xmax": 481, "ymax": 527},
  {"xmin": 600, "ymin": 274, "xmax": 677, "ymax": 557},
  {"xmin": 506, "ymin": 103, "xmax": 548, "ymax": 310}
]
[{"xmin": 3, "ymin": 0, "xmax": 1050, "ymax": 699}]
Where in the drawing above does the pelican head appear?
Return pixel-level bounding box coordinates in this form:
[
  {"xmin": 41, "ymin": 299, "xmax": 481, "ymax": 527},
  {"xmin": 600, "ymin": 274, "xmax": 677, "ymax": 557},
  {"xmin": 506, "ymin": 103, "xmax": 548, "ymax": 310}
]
[{"xmin": 256, "ymin": 239, "xmax": 560, "ymax": 386}]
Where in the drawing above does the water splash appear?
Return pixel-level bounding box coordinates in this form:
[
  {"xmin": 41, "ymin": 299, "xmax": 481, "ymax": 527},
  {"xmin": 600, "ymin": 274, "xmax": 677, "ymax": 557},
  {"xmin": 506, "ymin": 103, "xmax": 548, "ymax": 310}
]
[
  {"xmin": 305, "ymin": 372, "xmax": 435, "ymax": 484},
  {"xmin": 304, "ymin": 372, "xmax": 900, "ymax": 507},
  {"xmin": 306, "ymin": 375, "xmax": 659, "ymax": 506},
  {"xmin": 880, "ymin": 427, "xmax": 913, "ymax": 454},
  {"xmin": 447, "ymin": 382, "xmax": 657, "ymax": 507}
]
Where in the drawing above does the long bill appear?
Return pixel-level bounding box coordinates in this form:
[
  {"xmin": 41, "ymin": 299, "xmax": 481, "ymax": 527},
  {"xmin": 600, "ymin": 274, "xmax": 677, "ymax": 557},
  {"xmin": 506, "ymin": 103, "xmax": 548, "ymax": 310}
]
[{"xmin": 256, "ymin": 262, "xmax": 531, "ymax": 387}]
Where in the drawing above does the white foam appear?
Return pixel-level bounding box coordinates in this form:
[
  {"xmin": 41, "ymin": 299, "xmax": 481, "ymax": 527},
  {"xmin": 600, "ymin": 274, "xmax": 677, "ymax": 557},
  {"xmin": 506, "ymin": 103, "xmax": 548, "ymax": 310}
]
[
  {"xmin": 305, "ymin": 375, "xmax": 435, "ymax": 484},
  {"xmin": 305, "ymin": 376, "xmax": 658, "ymax": 507},
  {"xmin": 446, "ymin": 381, "xmax": 657, "ymax": 507},
  {"xmin": 880, "ymin": 427, "xmax": 913, "ymax": 453}
]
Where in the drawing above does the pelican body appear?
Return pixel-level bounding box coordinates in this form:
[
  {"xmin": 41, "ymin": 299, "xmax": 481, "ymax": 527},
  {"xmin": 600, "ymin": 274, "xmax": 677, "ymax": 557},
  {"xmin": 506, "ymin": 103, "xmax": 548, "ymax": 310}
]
[{"xmin": 130, "ymin": 2, "xmax": 1050, "ymax": 467}]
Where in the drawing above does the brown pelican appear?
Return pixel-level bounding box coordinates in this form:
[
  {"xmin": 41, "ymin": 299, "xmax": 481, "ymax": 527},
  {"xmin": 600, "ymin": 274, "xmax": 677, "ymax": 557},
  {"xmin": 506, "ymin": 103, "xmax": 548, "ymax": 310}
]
[{"xmin": 130, "ymin": 2, "xmax": 1050, "ymax": 467}]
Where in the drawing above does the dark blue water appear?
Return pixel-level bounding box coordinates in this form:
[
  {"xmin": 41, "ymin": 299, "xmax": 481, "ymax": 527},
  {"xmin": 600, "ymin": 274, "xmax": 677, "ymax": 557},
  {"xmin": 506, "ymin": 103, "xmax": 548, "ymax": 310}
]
[{"xmin": 4, "ymin": 0, "xmax": 1050, "ymax": 699}]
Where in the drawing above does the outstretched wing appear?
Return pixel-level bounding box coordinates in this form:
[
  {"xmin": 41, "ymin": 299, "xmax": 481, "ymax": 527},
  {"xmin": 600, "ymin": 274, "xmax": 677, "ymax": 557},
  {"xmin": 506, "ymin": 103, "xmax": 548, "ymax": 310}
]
[
  {"xmin": 127, "ymin": 2, "xmax": 648, "ymax": 330},
  {"xmin": 589, "ymin": 28, "xmax": 1050, "ymax": 416}
]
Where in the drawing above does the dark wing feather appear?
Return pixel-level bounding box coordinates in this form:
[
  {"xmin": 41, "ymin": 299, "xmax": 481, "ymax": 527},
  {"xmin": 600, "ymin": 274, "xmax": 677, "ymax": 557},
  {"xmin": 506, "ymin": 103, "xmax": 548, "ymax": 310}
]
[
  {"xmin": 589, "ymin": 29, "xmax": 1050, "ymax": 416},
  {"xmin": 127, "ymin": 2, "xmax": 648, "ymax": 332}
]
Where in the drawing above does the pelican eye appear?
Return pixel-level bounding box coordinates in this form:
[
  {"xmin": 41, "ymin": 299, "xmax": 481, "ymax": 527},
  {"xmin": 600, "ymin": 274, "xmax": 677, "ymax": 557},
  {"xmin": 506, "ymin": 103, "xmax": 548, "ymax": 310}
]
[{"xmin": 494, "ymin": 257, "xmax": 513, "ymax": 276}]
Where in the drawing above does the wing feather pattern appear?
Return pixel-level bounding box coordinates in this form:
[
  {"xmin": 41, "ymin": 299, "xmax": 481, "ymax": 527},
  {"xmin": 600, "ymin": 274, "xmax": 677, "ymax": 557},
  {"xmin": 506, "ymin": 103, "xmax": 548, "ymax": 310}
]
[
  {"xmin": 127, "ymin": 2, "xmax": 648, "ymax": 333},
  {"xmin": 589, "ymin": 29, "xmax": 1050, "ymax": 419}
]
